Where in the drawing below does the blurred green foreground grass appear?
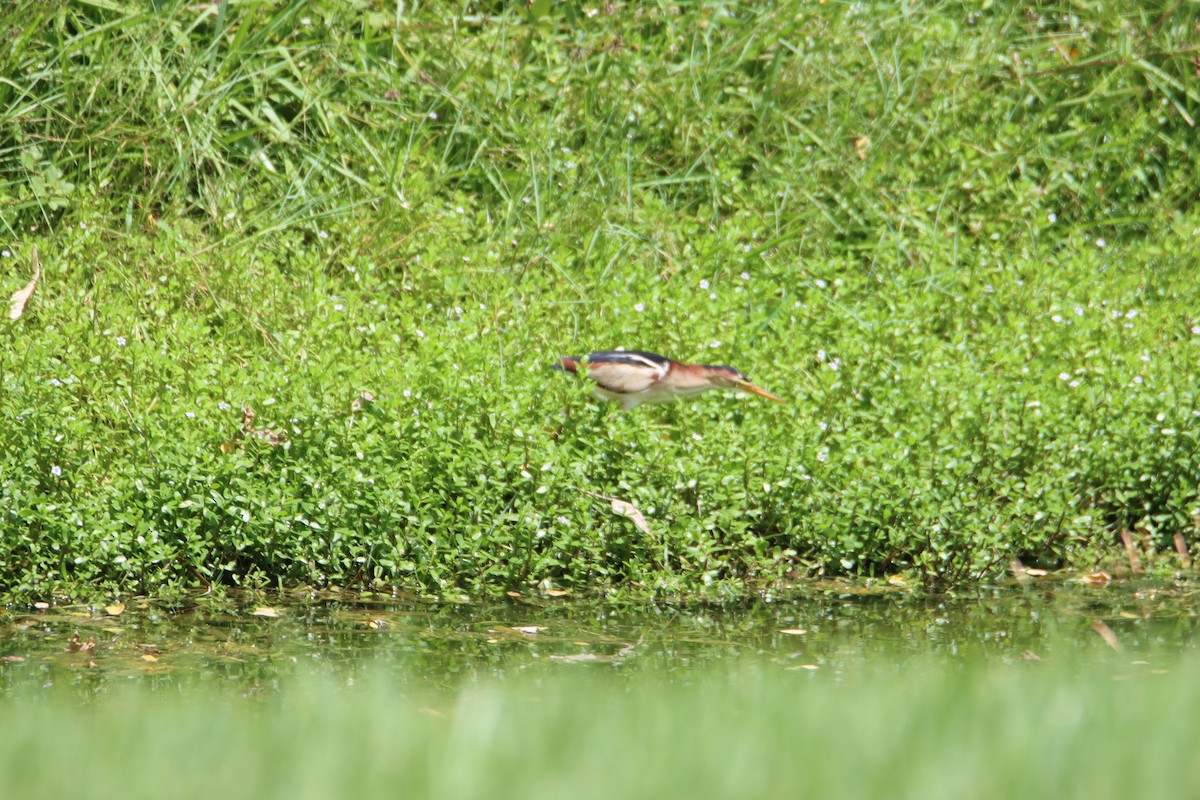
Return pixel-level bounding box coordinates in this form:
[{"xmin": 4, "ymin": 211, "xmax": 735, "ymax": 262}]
[{"xmin": 3, "ymin": 654, "xmax": 1197, "ymax": 800}]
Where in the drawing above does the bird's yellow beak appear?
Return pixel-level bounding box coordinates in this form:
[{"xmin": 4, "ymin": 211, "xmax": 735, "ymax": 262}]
[{"xmin": 736, "ymin": 380, "xmax": 785, "ymax": 403}]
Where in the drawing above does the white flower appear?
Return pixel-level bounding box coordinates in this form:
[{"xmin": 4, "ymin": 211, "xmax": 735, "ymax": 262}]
[
  {"xmin": 740, "ymin": 270, "xmax": 750, "ymax": 279},
  {"xmin": 699, "ymin": 279, "xmax": 710, "ymax": 290},
  {"xmin": 634, "ymin": 303, "xmax": 645, "ymax": 312},
  {"xmin": 1058, "ymin": 373, "xmax": 1070, "ymax": 380},
  {"xmin": 429, "ymin": 112, "xmax": 438, "ymax": 119},
  {"xmin": 1068, "ymin": 380, "xmax": 1080, "ymax": 388},
  {"xmin": 116, "ymin": 336, "xmax": 127, "ymax": 346},
  {"xmin": 218, "ymin": 401, "xmax": 230, "ymax": 411},
  {"xmin": 814, "ymin": 279, "xmax": 827, "ymax": 289},
  {"xmin": 1051, "ymin": 314, "xmax": 1063, "ymax": 323},
  {"xmin": 185, "ymin": 411, "xmax": 196, "ymax": 419},
  {"xmin": 51, "ymin": 465, "xmax": 62, "ymax": 477},
  {"xmin": 318, "ymin": 230, "xmax": 329, "ymax": 239},
  {"xmin": 1095, "ymin": 238, "xmax": 1106, "ymax": 248},
  {"xmin": 403, "ymin": 389, "xmax": 412, "ymax": 397},
  {"xmin": 1048, "ymin": 212, "xmax": 1057, "ymax": 223}
]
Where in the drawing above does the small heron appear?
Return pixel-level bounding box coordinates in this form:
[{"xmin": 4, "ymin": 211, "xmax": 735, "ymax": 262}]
[{"xmin": 553, "ymin": 350, "xmax": 784, "ymax": 410}]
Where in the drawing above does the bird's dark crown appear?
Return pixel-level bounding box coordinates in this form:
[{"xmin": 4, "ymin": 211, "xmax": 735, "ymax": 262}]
[{"xmin": 701, "ymin": 364, "xmax": 746, "ymax": 380}]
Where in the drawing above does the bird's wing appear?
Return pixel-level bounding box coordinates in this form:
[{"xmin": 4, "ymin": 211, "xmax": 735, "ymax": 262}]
[{"xmin": 581, "ymin": 351, "xmax": 670, "ymax": 394}]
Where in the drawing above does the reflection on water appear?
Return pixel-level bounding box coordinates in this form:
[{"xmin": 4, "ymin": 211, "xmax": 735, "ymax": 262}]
[{"xmin": 1, "ymin": 578, "xmax": 1197, "ymax": 694}]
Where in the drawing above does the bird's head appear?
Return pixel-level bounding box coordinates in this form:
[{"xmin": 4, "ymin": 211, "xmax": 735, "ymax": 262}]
[{"xmin": 701, "ymin": 365, "xmax": 785, "ymax": 403}]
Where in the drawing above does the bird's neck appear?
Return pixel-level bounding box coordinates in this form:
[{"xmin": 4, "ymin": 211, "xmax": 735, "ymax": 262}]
[{"xmin": 667, "ymin": 363, "xmax": 722, "ymax": 394}]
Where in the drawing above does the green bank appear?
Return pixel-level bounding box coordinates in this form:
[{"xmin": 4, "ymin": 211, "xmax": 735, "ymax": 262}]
[{"xmin": 2, "ymin": 1, "xmax": 1198, "ymax": 600}]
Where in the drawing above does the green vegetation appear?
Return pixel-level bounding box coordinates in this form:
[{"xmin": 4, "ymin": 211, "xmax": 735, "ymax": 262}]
[
  {"xmin": 3, "ymin": 654, "xmax": 1198, "ymax": 800},
  {"xmin": 2, "ymin": 0, "xmax": 1199, "ymax": 600}
]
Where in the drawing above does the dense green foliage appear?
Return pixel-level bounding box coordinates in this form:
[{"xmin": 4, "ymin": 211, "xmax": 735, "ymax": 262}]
[
  {"xmin": 2, "ymin": 0, "xmax": 1199, "ymax": 600},
  {"xmin": 5, "ymin": 655, "xmax": 1200, "ymax": 800}
]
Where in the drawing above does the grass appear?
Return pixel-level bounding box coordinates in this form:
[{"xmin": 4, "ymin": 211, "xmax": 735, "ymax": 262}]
[
  {"xmin": 1, "ymin": 0, "xmax": 1199, "ymax": 600},
  {"xmin": 3, "ymin": 653, "xmax": 1198, "ymax": 800}
]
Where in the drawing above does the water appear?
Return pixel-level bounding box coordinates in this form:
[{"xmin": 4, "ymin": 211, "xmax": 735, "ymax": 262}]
[{"xmin": 2, "ymin": 577, "xmax": 1197, "ymax": 694}]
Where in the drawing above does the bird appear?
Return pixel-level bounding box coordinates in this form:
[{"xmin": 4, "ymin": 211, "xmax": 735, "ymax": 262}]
[{"xmin": 553, "ymin": 350, "xmax": 784, "ymax": 410}]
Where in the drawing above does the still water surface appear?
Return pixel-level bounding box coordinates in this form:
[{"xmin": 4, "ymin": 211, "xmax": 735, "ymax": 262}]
[{"xmin": 2, "ymin": 578, "xmax": 1196, "ymax": 693}]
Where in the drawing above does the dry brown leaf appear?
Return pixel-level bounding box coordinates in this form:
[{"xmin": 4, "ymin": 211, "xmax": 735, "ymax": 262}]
[
  {"xmin": 609, "ymin": 498, "xmax": 651, "ymax": 535},
  {"xmin": 239, "ymin": 404, "xmax": 287, "ymax": 447},
  {"xmin": 8, "ymin": 246, "xmax": 41, "ymax": 321},
  {"xmin": 351, "ymin": 391, "xmax": 376, "ymax": 413},
  {"xmin": 505, "ymin": 590, "xmax": 522, "ymax": 598},
  {"xmin": 577, "ymin": 490, "xmax": 654, "ymax": 537},
  {"xmin": 1080, "ymin": 571, "xmax": 1111, "ymax": 587},
  {"xmin": 105, "ymin": 604, "xmax": 125, "ymax": 616},
  {"xmin": 141, "ymin": 654, "xmax": 159, "ymax": 662},
  {"xmin": 33, "ymin": 601, "xmax": 49, "ymax": 610},
  {"xmin": 1091, "ymin": 620, "xmax": 1121, "ymax": 651},
  {"xmin": 2, "ymin": 655, "xmax": 26, "ymax": 663},
  {"xmin": 251, "ymin": 607, "xmax": 280, "ymax": 618},
  {"xmin": 779, "ymin": 628, "xmax": 808, "ymax": 636},
  {"xmin": 546, "ymin": 589, "xmax": 570, "ymax": 597},
  {"xmin": 1025, "ymin": 568, "xmax": 1048, "ymax": 577},
  {"xmin": 853, "ymin": 136, "xmax": 870, "ymax": 160}
]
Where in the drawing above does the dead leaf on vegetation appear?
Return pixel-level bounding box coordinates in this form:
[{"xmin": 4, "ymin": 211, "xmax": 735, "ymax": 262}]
[
  {"xmin": 231, "ymin": 405, "xmax": 287, "ymax": 448},
  {"xmin": 779, "ymin": 628, "xmax": 807, "ymax": 636},
  {"xmin": 250, "ymin": 607, "xmax": 280, "ymax": 618},
  {"xmin": 2, "ymin": 655, "xmax": 26, "ymax": 663},
  {"xmin": 546, "ymin": 589, "xmax": 570, "ymax": 597},
  {"xmin": 1079, "ymin": 571, "xmax": 1111, "ymax": 588},
  {"xmin": 581, "ymin": 490, "xmax": 652, "ymax": 536},
  {"xmin": 105, "ymin": 604, "xmax": 125, "ymax": 616},
  {"xmin": 8, "ymin": 246, "xmax": 40, "ymax": 321},
  {"xmin": 351, "ymin": 391, "xmax": 376, "ymax": 413}
]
